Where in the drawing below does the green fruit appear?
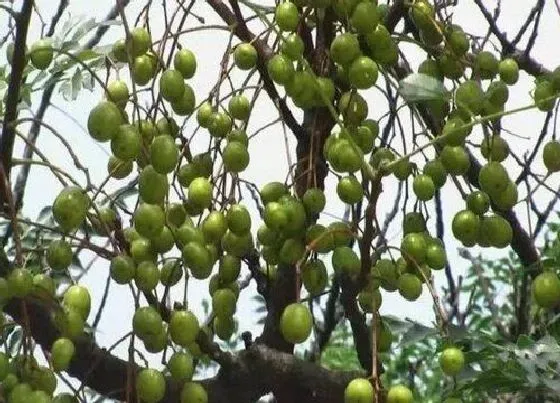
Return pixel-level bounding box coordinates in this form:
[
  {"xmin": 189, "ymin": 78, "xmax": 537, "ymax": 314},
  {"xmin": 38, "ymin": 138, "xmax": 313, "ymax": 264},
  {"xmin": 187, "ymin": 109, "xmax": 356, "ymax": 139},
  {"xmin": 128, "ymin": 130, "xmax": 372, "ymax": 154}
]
[
  {"xmin": 387, "ymin": 385, "xmax": 413, "ymax": 403},
  {"xmin": 135, "ymin": 261, "xmax": 160, "ymax": 291},
  {"xmin": 475, "ymin": 50, "xmax": 498, "ymax": 80},
  {"xmin": 110, "ymin": 255, "xmax": 136, "ymax": 284},
  {"xmin": 452, "ymin": 209, "xmax": 480, "ymax": 245},
  {"xmin": 234, "ymin": 43, "xmax": 258, "ymax": 70},
  {"xmin": 466, "ymin": 191, "xmax": 490, "ymax": 214},
  {"xmin": 302, "ymin": 188, "xmax": 326, "ymax": 215},
  {"xmin": 87, "ymin": 101, "xmax": 123, "ymax": 142},
  {"xmin": 455, "ymin": 80, "xmax": 484, "ymax": 115},
  {"xmin": 279, "ymin": 238, "xmax": 305, "ymax": 264},
  {"xmin": 132, "ymin": 55, "xmax": 155, "ymax": 85},
  {"xmin": 55, "ymin": 307, "xmax": 85, "ymax": 340},
  {"xmin": 202, "ymin": 211, "xmax": 227, "ymax": 243},
  {"xmin": 159, "ymin": 69, "xmax": 185, "ymax": 102},
  {"xmin": 106, "ymin": 80, "xmax": 129, "ymax": 108},
  {"xmin": 183, "ymin": 242, "xmax": 213, "ymax": 279},
  {"xmin": 136, "ymin": 368, "xmax": 165, "ymax": 403},
  {"xmin": 197, "ymin": 102, "xmax": 214, "ymax": 128},
  {"xmin": 111, "ymin": 124, "xmax": 141, "ymax": 161},
  {"xmin": 218, "ymin": 255, "xmax": 241, "ymax": 283},
  {"xmin": 543, "ymin": 140, "xmax": 560, "ymax": 172},
  {"xmin": 534, "ymin": 80, "xmax": 556, "ymax": 112},
  {"xmin": 338, "ymin": 91, "xmax": 368, "ymax": 125},
  {"xmin": 440, "ymin": 145, "xmax": 470, "ymax": 176},
  {"xmin": 62, "ymin": 285, "xmax": 91, "ymax": 320},
  {"xmin": 139, "ymin": 165, "xmax": 168, "ymax": 204},
  {"xmin": 47, "ymin": 239, "xmax": 72, "ymax": 271},
  {"xmin": 486, "ymin": 80, "xmax": 509, "ymax": 106},
  {"xmin": 171, "ymin": 84, "xmax": 196, "ymax": 116},
  {"xmin": 223, "ymin": 142, "xmax": 250, "ymax": 172},
  {"xmin": 350, "ymin": 2, "xmax": 379, "ymax": 34},
  {"xmin": 8, "ymin": 268, "xmax": 33, "ymax": 298},
  {"xmin": 188, "ymin": 177, "xmax": 213, "ymax": 208},
  {"xmin": 423, "ymin": 159, "xmax": 447, "ymax": 187},
  {"xmin": 160, "ymin": 259, "xmax": 183, "ymax": 287},
  {"xmin": 499, "ymin": 58, "xmax": 519, "ymax": 84},
  {"xmin": 214, "ymin": 315, "xmax": 235, "ymax": 341},
  {"xmin": 280, "ymin": 303, "xmax": 313, "ymax": 344},
  {"xmin": 330, "ymin": 33, "xmax": 361, "ymax": 66},
  {"xmin": 52, "ymin": 186, "xmax": 89, "ymax": 232},
  {"xmin": 448, "ymin": 29, "xmax": 469, "ymax": 55},
  {"xmin": 228, "ymin": 94, "xmax": 251, "ymax": 121},
  {"xmin": 30, "ymin": 39, "xmax": 54, "ymax": 70},
  {"xmin": 480, "ymin": 214, "xmax": 512, "ymax": 248},
  {"xmin": 111, "ymin": 39, "xmax": 128, "ymax": 62},
  {"xmin": 130, "ymin": 238, "xmax": 156, "ymax": 263},
  {"xmin": 228, "ymin": 129, "xmax": 249, "ymax": 146},
  {"xmin": 170, "ymin": 310, "xmax": 199, "ymax": 346},
  {"xmin": 337, "ymin": 175, "xmax": 363, "ymax": 204},
  {"xmin": 167, "ymin": 351, "xmax": 194, "ymax": 383},
  {"xmin": 440, "ymin": 347, "xmax": 465, "ymax": 376},
  {"xmin": 348, "ymin": 56, "xmax": 378, "ymax": 89},
  {"xmin": 260, "ymin": 182, "xmax": 288, "ymax": 204},
  {"xmin": 281, "ymin": 33, "xmax": 304, "ymax": 60},
  {"xmin": 366, "ymin": 24, "xmax": 398, "ymax": 65},
  {"xmin": 301, "ymin": 260, "xmax": 328, "ymax": 296},
  {"xmin": 167, "ymin": 203, "xmax": 187, "ymax": 227},
  {"xmin": 150, "ymin": 135, "xmax": 178, "ymax": 174},
  {"xmin": 533, "ymin": 272, "xmax": 560, "ymax": 309},
  {"xmin": 128, "ymin": 27, "xmax": 152, "ymax": 56},
  {"xmin": 180, "ymin": 382, "xmax": 208, "ymax": 403},
  {"xmin": 50, "ymin": 338, "xmax": 75, "ymax": 372},
  {"xmin": 441, "ymin": 116, "xmax": 470, "ymax": 146},
  {"xmin": 478, "ymin": 161, "xmax": 509, "ymax": 196},
  {"xmin": 413, "ymin": 174, "xmax": 435, "ymax": 201},
  {"xmin": 492, "ymin": 180, "xmax": 518, "ymax": 211},
  {"xmin": 9, "ymin": 383, "xmax": 32, "ymax": 403},
  {"xmin": 332, "ymin": 246, "xmax": 361, "ymax": 276},
  {"xmin": 426, "ymin": 242, "xmax": 447, "ymax": 270},
  {"xmin": 344, "ymin": 378, "xmax": 374, "ymax": 403},
  {"xmin": 398, "ymin": 273, "xmax": 423, "ymax": 301},
  {"xmin": 352, "ymin": 125, "xmax": 375, "ymax": 154},
  {"xmin": 226, "ymin": 204, "xmax": 251, "ymax": 235},
  {"xmin": 328, "ymin": 138, "xmax": 363, "ymax": 173},
  {"xmin": 418, "ymin": 58, "xmax": 443, "ymax": 80},
  {"xmin": 134, "ymin": 204, "xmax": 165, "ymax": 239},
  {"xmin": 401, "ymin": 233, "xmax": 427, "ymax": 264},
  {"xmin": 208, "ymin": 112, "xmax": 232, "ymax": 138},
  {"xmin": 275, "ymin": 2, "xmax": 300, "ymax": 32},
  {"xmin": 267, "ymin": 54, "xmax": 295, "ymax": 85},
  {"xmin": 107, "ymin": 155, "xmax": 133, "ymax": 178},
  {"xmin": 481, "ymin": 135, "xmax": 509, "ymax": 162},
  {"xmin": 212, "ymin": 288, "xmax": 237, "ymax": 318},
  {"xmin": 174, "ymin": 48, "xmax": 197, "ymax": 79}
]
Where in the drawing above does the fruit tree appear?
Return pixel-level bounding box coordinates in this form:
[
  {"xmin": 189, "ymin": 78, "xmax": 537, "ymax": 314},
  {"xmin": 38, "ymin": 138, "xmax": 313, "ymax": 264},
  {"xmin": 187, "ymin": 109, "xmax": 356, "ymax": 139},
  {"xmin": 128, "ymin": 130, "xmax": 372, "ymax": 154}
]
[{"xmin": 1, "ymin": 0, "xmax": 560, "ymax": 402}]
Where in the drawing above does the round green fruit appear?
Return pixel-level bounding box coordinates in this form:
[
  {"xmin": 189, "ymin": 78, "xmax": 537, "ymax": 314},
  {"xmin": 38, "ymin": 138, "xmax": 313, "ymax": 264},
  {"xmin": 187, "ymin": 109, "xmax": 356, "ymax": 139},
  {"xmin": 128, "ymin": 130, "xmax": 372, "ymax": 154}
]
[
  {"xmin": 111, "ymin": 124, "xmax": 141, "ymax": 161},
  {"xmin": 398, "ymin": 273, "xmax": 423, "ymax": 301},
  {"xmin": 87, "ymin": 101, "xmax": 123, "ymax": 142},
  {"xmin": 106, "ymin": 80, "xmax": 129, "ymax": 108},
  {"xmin": 348, "ymin": 56, "xmax": 378, "ymax": 89},
  {"xmin": 281, "ymin": 33, "xmax": 304, "ymax": 60},
  {"xmin": 234, "ymin": 43, "xmax": 257, "ymax": 70},
  {"xmin": 267, "ymin": 54, "xmax": 295, "ymax": 85},
  {"xmin": 440, "ymin": 347, "xmax": 465, "ymax": 376},
  {"xmin": 280, "ymin": 303, "xmax": 313, "ymax": 344},
  {"xmin": 134, "ymin": 203, "xmax": 165, "ymax": 240},
  {"xmin": 440, "ymin": 145, "xmax": 470, "ymax": 176},
  {"xmin": 136, "ymin": 368, "xmax": 165, "ymax": 403},
  {"xmin": 170, "ymin": 310, "xmax": 199, "ymax": 347},
  {"xmin": 174, "ymin": 48, "xmax": 197, "ymax": 79},
  {"xmin": 171, "ymin": 84, "xmax": 196, "ymax": 116},
  {"xmin": 223, "ymin": 142, "xmax": 250, "ymax": 172},
  {"xmin": 167, "ymin": 351, "xmax": 194, "ymax": 383},
  {"xmin": 533, "ymin": 271, "xmax": 560, "ymax": 309},
  {"xmin": 128, "ymin": 27, "xmax": 152, "ymax": 57},
  {"xmin": 139, "ymin": 165, "xmax": 168, "ymax": 204},
  {"xmin": 62, "ymin": 284, "xmax": 91, "ymax": 320},
  {"xmin": 387, "ymin": 385, "xmax": 413, "ymax": 403},
  {"xmin": 150, "ymin": 134, "xmax": 178, "ymax": 174},
  {"xmin": 543, "ymin": 140, "xmax": 560, "ymax": 173},
  {"xmin": 228, "ymin": 94, "xmax": 251, "ymax": 121},
  {"xmin": 466, "ymin": 191, "xmax": 490, "ymax": 215},
  {"xmin": 344, "ymin": 378, "xmax": 374, "ymax": 403},
  {"xmin": 47, "ymin": 239, "xmax": 72, "ymax": 271},
  {"xmin": 275, "ymin": 2, "xmax": 300, "ymax": 32},
  {"xmin": 452, "ymin": 209, "xmax": 480, "ymax": 245},
  {"xmin": 180, "ymin": 382, "xmax": 208, "ymax": 403},
  {"xmin": 8, "ymin": 268, "xmax": 33, "ymax": 298},
  {"xmin": 337, "ymin": 175, "xmax": 364, "ymax": 204},
  {"xmin": 132, "ymin": 55, "xmax": 155, "ymax": 86},
  {"xmin": 159, "ymin": 69, "xmax": 185, "ymax": 102},
  {"xmin": 330, "ymin": 33, "xmax": 361, "ymax": 66},
  {"xmin": 350, "ymin": 1, "xmax": 379, "ymax": 34},
  {"xmin": 50, "ymin": 337, "xmax": 75, "ymax": 372},
  {"xmin": 30, "ymin": 39, "xmax": 54, "ymax": 70},
  {"xmin": 110, "ymin": 255, "xmax": 136, "ymax": 284},
  {"xmin": 413, "ymin": 174, "xmax": 435, "ymax": 201},
  {"xmin": 401, "ymin": 232, "xmax": 427, "ymax": 264}
]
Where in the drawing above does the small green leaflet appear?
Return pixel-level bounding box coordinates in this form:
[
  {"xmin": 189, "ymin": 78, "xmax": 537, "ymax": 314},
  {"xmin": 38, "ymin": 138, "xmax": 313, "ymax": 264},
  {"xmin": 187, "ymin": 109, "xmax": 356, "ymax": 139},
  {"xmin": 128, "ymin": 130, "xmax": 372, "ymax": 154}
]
[{"xmin": 398, "ymin": 73, "xmax": 450, "ymax": 102}]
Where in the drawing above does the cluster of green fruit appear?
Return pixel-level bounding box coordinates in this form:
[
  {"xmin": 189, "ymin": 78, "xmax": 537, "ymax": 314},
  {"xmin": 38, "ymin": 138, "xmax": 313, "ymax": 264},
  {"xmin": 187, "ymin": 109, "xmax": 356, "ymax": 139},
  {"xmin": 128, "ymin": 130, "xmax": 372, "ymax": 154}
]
[
  {"xmin": 0, "ymin": 350, "xmax": 79, "ymax": 403},
  {"xmin": 343, "ymin": 346, "xmax": 465, "ymax": 403},
  {"xmin": 6, "ymin": 38, "xmax": 54, "ymax": 71}
]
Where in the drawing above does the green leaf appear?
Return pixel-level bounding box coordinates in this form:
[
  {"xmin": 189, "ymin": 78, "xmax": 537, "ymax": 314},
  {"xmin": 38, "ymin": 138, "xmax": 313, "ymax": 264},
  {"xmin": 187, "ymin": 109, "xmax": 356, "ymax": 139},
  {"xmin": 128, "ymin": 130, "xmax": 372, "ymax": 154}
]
[{"xmin": 399, "ymin": 73, "xmax": 449, "ymax": 102}]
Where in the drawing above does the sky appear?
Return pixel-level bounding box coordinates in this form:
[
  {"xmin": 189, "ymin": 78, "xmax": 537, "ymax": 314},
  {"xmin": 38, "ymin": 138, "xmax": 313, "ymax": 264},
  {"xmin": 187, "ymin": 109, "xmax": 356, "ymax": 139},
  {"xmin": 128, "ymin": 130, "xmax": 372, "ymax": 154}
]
[{"xmin": 3, "ymin": 0, "xmax": 560, "ymax": 397}]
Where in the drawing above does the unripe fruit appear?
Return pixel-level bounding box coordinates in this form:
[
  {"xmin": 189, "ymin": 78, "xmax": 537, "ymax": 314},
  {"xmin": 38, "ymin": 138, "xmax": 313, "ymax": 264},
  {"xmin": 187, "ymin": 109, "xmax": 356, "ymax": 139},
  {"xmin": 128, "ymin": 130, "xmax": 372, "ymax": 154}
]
[
  {"xmin": 160, "ymin": 259, "xmax": 183, "ymax": 287},
  {"xmin": 8, "ymin": 268, "xmax": 33, "ymax": 297},
  {"xmin": 171, "ymin": 84, "xmax": 196, "ymax": 116},
  {"xmin": 332, "ymin": 246, "xmax": 361, "ymax": 276},
  {"xmin": 234, "ymin": 43, "xmax": 257, "ymax": 70},
  {"xmin": 403, "ymin": 212, "xmax": 426, "ymax": 234},
  {"xmin": 128, "ymin": 27, "xmax": 152, "ymax": 57},
  {"xmin": 401, "ymin": 233, "xmax": 427, "ymax": 264},
  {"xmin": 139, "ymin": 165, "xmax": 168, "ymax": 204},
  {"xmin": 350, "ymin": 1, "xmax": 379, "ymax": 34},
  {"xmin": 135, "ymin": 261, "xmax": 160, "ymax": 292},
  {"xmin": 167, "ymin": 351, "xmax": 194, "ymax": 383},
  {"xmin": 466, "ymin": 191, "xmax": 490, "ymax": 215},
  {"xmin": 534, "ymin": 80, "xmax": 556, "ymax": 112},
  {"xmin": 337, "ymin": 175, "xmax": 363, "ymax": 204},
  {"xmin": 169, "ymin": 310, "xmax": 199, "ymax": 346},
  {"xmin": 440, "ymin": 347, "xmax": 465, "ymax": 376},
  {"xmin": 478, "ymin": 161, "xmax": 509, "ymax": 196},
  {"xmin": 30, "ymin": 39, "xmax": 54, "ymax": 70},
  {"xmin": 159, "ymin": 69, "xmax": 185, "ymax": 102},
  {"xmin": 344, "ymin": 378, "xmax": 374, "ymax": 403},
  {"xmin": 475, "ymin": 50, "xmax": 498, "ymax": 79},
  {"xmin": 280, "ymin": 303, "xmax": 313, "ymax": 344},
  {"xmin": 228, "ymin": 94, "xmax": 251, "ymax": 121},
  {"xmin": 62, "ymin": 285, "xmax": 91, "ymax": 320},
  {"xmin": 440, "ymin": 145, "xmax": 470, "ymax": 176},
  {"xmin": 133, "ymin": 306, "xmax": 163, "ymax": 339},
  {"xmin": 330, "ymin": 33, "xmax": 361, "ymax": 66},
  {"xmin": 134, "ymin": 204, "xmax": 165, "ymax": 240},
  {"xmin": 455, "ymin": 80, "xmax": 484, "ymax": 115},
  {"xmin": 132, "ymin": 55, "xmax": 155, "ymax": 85},
  {"xmin": 53, "ymin": 186, "xmax": 90, "ymax": 232},
  {"xmin": 387, "ymin": 385, "xmax": 413, "ymax": 403},
  {"xmin": 180, "ymin": 382, "xmax": 208, "ymax": 403},
  {"xmin": 481, "ymin": 135, "xmax": 509, "ymax": 162},
  {"xmin": 223, "ymin": 142, "xmax": 250, "ymax": 172},
  {"xmin": 182, "ymin": 242, "xmax": 213, "ymax": 279},
  {"xmin": 110, "ymin": 255, "xmax": 136, "ymax": 284},
  {"xmin": 47, "ymin": 239, "xmax": 73, "ymax": 271},
  {"xmin": 267, "ymin": 54, "xmax": 295, "ymax": 85},
  {"xmin": 107, "ymin": 155, "xmax": 133, "ymax": 178},
  {"xmin": 452, "ymin": 209, "xmax": 480, "ymax": 245},
  {"xmin": 543, "ymin": 140, "xmax": 560, "ymax": 173},
  {"xmin": 413, "ymin": 174, "xmax": 435, "ymax": 201},
  {"xmin": 301, "ymin": 260, "xmax": 328, "ymax": 296},
  {"xmin": 533, "ymin": 272, "xmax": 560, "ymax": 309},
  {"xmin": 111, "ymin": 124, "xmax": 141, "ymax": 161},
  {"xmin": 275, "ymin": 2, "xmax": 300, "ymax": 32},
  {"xmin": 136, "ymin": 368, "xmax": 165, "ymax": 403},
  {"xmin": 281, "ymin": 33, "xmax": 304, "ymax": 60},
  {"xmin": 50, "ymin": 337, "xmax": 75, "ymax": 372},
  {"xmin": 398, "ymin": 273, "xmax": 423, "ymax": 301},
  {"xmin": 150, "ymin": 135, "xmax": 178, "ymax": 174},
  {"xmin": 348, "ymin": 56, "xmax": 379, "ymax": 89},
  {"xmin": 188, "ymin": 177, "xmax": 213, "ymax": 208},
  {"xmin": 302, "ymin": 188, "xmax": 326, "ymax": 215},
  {"xmin": 426, "ymin": 242, "xmax": 447, "ymax": 270},
  {"xmin": 227, "ymin": 204, "xmax": 251, "ymax": 235},
  {"xmin": 106, "ymin": 80, "xmax": 129, "ymax": 108},
  {"xmin": 499, "ymin": 58, "xmax": 519, "ymax": 84},
  {"xmin": 174, "ymin": 48, "xmax": 197, "ymax": 79}
]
